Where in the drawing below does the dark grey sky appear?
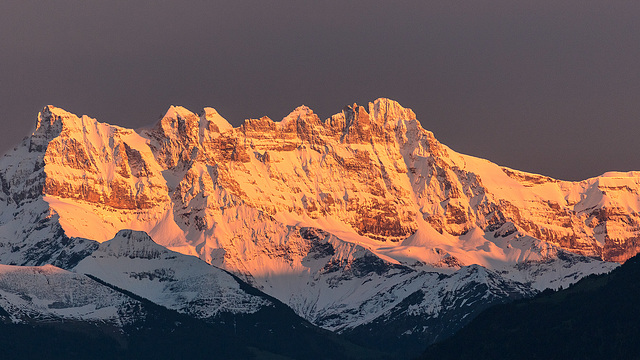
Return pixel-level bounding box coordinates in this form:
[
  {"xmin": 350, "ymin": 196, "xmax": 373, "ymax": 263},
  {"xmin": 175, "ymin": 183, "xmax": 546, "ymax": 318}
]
[{"xmin": 1, "ymin": 1, "xmax": 638, "ymax": 181}]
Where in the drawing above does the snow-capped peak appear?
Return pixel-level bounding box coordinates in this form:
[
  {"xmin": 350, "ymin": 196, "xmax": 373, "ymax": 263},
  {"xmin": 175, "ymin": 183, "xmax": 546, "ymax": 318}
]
[
  {"xmin": 34, "ymin": 105, "xmax": 106, "ymax": 135},
  {"xmin": 368, "ymin": 98, "xmax": 417, "ymax": 127},
  {"xmin": 162, "ymin": 105, "xmax": 197, "ymax": 121},
  {"xmin": 282, "ymin": 105, "xmax": 313, "ymax": 120},
  {"xmin": 201, "ymin": 107, "xmax": 233, "ymax": 133},
  {"xmin": 279, "ymin": 105, "xmax": 321, "ymax": 129},
  {"xmin": 96, "ymin": 230, "xmax": 168, "ymax": 259},
  {"xmin": 30, "ymin": 105, "xmax": 72, "ymax": 151},
  {"xmin": 35, "ymin": 105, "xmax": 73, "ymax": 129},
  {"xmin": 600, "ymin": 171, "xmax": 640, "ymax": 178}
]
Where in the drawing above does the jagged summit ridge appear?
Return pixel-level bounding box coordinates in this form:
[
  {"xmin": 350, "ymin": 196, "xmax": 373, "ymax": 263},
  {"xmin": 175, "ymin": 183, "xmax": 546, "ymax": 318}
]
[
  {"xmin": 4, "ymin": 98, "xmax": 638, "ymax": 262},
  {"xmin": 98, "ymin": 229, "xmax": 167, "ymax": 259},
  {"xmin": 35, "ymin": 105, "xmax": 74, "ymax": 129},
  {"xmin": 0, "ymin": 98, "xmax": 634, "ymax": 354},
  {"xmin": 30, "ymin": 105, "xmax": 68, "ymax": 152}
]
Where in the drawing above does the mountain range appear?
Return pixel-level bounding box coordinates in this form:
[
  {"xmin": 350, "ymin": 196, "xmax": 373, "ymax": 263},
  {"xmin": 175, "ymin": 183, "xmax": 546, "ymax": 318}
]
[{"xmin": 0, "ymin": 98, "xmax": 637, "ymax": 358}]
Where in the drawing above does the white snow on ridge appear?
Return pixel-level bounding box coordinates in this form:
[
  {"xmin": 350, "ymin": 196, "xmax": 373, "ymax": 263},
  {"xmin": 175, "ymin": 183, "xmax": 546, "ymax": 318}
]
[
  {"xmin": 0, "ymin": 264, "xmax": 136, "ymax": 324},
  {"xmin": 73, "ymin": 230, "xmax": 271, "ymax": 318}
]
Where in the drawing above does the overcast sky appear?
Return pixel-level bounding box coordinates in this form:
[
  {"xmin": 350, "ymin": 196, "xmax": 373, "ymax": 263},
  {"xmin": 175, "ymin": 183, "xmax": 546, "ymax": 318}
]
[{"xmin": 1, "ymin": 1, "xmax": 638, "ymax": 180}]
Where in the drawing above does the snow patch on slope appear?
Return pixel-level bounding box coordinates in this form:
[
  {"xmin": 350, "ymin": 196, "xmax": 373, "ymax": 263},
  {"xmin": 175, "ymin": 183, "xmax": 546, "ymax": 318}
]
[
  {"xmin": 0, "ymin": 264, "xmax": 139, "ymax": 324},
  {"xmin": 74, "ymin": 230, "xmax": 271, "ymax": 319}
]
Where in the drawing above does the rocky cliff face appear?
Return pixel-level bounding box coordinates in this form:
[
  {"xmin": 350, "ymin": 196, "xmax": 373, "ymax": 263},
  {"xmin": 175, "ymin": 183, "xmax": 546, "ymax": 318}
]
[
  {"xmin": 37, "ymin": 106, "xmax": 168, "ymax": 210},
  {"xmin": 139, "ymin": 98, "xmax": 639, "ymax": 264},
  {"xmin": 0, "ymin": 99, "xmax": 635, "ymax": 354},
  {"xmin": 140, "ymin": 102, "xmax": 419, "ymax": 244},
  {"xmin": 10, "ymin": 100, "xmax": 636, "ymax": 265}
]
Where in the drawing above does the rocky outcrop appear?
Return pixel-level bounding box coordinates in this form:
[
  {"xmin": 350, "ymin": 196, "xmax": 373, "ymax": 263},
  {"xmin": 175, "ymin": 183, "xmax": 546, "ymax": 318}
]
[
  {"xmin": 30, "ymin": 106, "xmax": 169, "ymax": 210},
  {"xmin": 140, "ymin": 101, "xmax": 420, "ymax": 243},
  {"xmin": 3, "ymin": 100, "xmax": 638, "ymax": 263}
]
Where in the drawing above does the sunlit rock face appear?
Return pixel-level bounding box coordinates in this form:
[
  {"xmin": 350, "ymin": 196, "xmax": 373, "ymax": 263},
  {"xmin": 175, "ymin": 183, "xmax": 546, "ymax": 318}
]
[
  {"xmin": 1, "ymin": 99, "xmax": 639, "ymax": 264},
  {"xmin": 0, "ymin": 98, "xmax": 637, "ymax": 352},
  {"xmin": 33, "ymin": 106, "xmax": 169, "ymax": 210},
  {"xmin": 140, "ymin": 100, "xmax": 421, "ymax": 246},
  {"xmin": 144, "ymin": 98, "xmax": 639, "ymax": 262}
]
